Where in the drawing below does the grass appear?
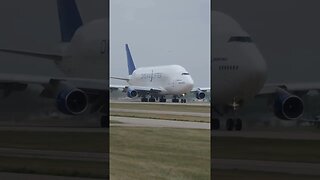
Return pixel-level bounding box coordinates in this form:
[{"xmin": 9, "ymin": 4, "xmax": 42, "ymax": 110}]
[
  {"xmin": 212, "ymin": 169, "xmax": 320, "ymax": 180},
  {"xmin": 110, "ymin": 102, "xmax": 210, "ymax": 113},
  {"xmin": 213, "ymin": 136, "xmax": 320, "ymax": 163},
  {"xmin": 0, "ymin": 131, "xmax": 108, "ymax": 153},
  {"xmin": 110, "ymin": 112, "xmax": 210, "ymax": 123},
  {"xmin": 0, "ymin": 156, "xmax": 108, "ymax": 178},
  {"xmin": 0, "ymin": 130, "xmax": 108, "ymax": 178},
  {"xmin": 110, "ymin": 126, "xmax": 210, "ymax": 180}
]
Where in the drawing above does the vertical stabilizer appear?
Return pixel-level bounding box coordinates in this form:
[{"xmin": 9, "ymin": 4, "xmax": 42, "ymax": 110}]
[
  {"xmin": 125, "ymin": 44, "xmax": 136, "ymax": 75},
  {"xmin": 57, "ymin": 0, "xmax": 83, "ymax": 42}
]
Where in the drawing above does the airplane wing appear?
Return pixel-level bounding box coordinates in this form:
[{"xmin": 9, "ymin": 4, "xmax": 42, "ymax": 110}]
[
  {"xmin": 109, "ymin": 84, "xmax": 126, "ymax": 92},
  {"xmin": 110, "ymin": 76, "xmax": 129, "ymax": 81},
  {"xmin": 189, "ymin": 87, "xmax": 210, "ymax": 100},
  {"xmin": 191, "ymin": 87, "xmax": 210, "ymax": 92},
  {"xmin": 257, "ymin": 82, "xmax": 320, "ymax": 95},
  {"xmin": 110, "ymin": 84, "xmax": 165, "ymax": 96},
  {"xmin": 128, "ymin": 86, "xmax": 164, "ymax": 93},
  {"xmin": 0, "ymin": 73, "xmax": 107, "ymax": 114}
]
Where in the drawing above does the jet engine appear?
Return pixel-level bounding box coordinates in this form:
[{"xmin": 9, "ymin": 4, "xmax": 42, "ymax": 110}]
[
  {"xmin": 196, "ymin": 90, "xmax": 206, "ymax": 99},
  {"xmin": 273, "ymin": 89, "xmax": 304, "ymax": 120},
  {"xmin": 56, "ymin": 88, "xmax": 88, "ymax": 115},
  {"xmin": 127, "ymin": 89, "xmax": 137, "ymax": 98}
]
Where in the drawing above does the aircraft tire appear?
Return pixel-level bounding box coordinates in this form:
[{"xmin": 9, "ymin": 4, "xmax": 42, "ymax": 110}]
[
  {"xmin": 181, "ymin": 99, "xmax": 187, "ymax": 103},
  {"xmin": 141, "ymin": 97, "xmax": 148, "ymax": 102},
  {"xmin": 160, "ymin": 98, "xmax": 166, "ymax": 102},
  {"xmin": 100, "ymin": 116, "xmax": 108, "ymax": 128},
  {"xmin": 226, "ymin": 118, "xmax": 234, "ymax": 131},
  {"xmin": 235, "ymin": 118, "xmax": 242, "ymax": 131},
  {"xmin": 172, "ymin": 99, "xmax": 179, "ymax": 103},
  {"xmin": 149, "ymin": 98, "xmax": 156, "ymax": 102}
]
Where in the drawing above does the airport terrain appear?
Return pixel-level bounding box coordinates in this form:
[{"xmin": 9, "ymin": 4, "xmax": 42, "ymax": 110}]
[{"xmin": 110, "ymin": 101, "xmax": 210, "ymax": 179}]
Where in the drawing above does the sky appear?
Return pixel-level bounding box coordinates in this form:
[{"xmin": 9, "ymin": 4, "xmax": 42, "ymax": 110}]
[
  {"xmin": 213, "ymin": 0, "xmax": 320, "ymax": 83},
  {"xmin": 110, "ymin": 0, "xmax": 210, "ymax": 87},
  {"xmin": 0, "ymin": 0, "xmax": 107, "ymax": 76}
]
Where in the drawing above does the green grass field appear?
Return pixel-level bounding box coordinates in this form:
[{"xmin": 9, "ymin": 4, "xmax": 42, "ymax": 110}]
[
  {"xmin": 110, "ymin": 102, "xmax": 210, "ymax": 113},
  {"xmin": 0, "ymin": 157, "xmax": 107, "ymax": 178},
  {"xmin": 110, "ymin": 127, "xmax": 210, "ymax": 180},
  {"xmin": 0, "ymin": 130, "xmax": 108, "ymax": 178},
  {"xmin": 213, "ymin": 136, "xmax": 320, "ymax": 163},
  {"xmin": 110, "ymin": 102, "xmax": 210, "ymax": 123},
  {"xmin": 0, "ymin": 131, "xmax": 107, "ymax": 153},
  {"xmin": 110, "ymin": 112, "xmax": 210, "ymax": 123}
]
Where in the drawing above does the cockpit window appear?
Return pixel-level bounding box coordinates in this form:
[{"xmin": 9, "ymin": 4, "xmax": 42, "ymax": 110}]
[
  {"xmin": 182, "ymin": 73, "xmax": 189, "ymax": 75},
  {"xmin": 228, "ymin": 36, "xmax": 253, "ymax": 43}
]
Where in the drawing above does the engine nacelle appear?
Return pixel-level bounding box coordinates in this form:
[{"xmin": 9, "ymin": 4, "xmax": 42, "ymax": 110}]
[
  {"xmin": 127, "ymin": 89, "xmax": 137, "ymax": 98},
  {"xmin": 56, "ymin": 88, "xmax": 88, "ymax": 115},
  {"xmin": 196, "ymin": 90, "xmax": 206, "ymax": 99},
  {"xmin": 274, "ymin": 89, "xmax": 304, "ymax": 120}
]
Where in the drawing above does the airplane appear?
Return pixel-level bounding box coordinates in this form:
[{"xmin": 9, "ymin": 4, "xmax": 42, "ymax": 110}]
[
  {"xmin": 111, "ymin": 44, "xmax": 208, "ymax": 103},
  {"xmin": 212, "ymin": 11, "xmax": 314, "ymax": 131},
  {"xmin": 0, "ymin": 0, "xmax": 109, "ymax": 127},
  {"xmin": 0, "ymin": 1, "xmax": 310, "ymax": 131}
]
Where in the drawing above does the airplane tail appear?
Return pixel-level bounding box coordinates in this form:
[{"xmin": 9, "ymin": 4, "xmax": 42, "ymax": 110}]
[
  {"xmin": 57, "ymin": 0, "xmax": 83, "ymax": 42},
  {"xmin": 125, "ymin": 44, "xmax": 136, "ymax": 75},
  {"xmin": 0, "ymin": 0, "xmax": 83, "ymax": 61}
]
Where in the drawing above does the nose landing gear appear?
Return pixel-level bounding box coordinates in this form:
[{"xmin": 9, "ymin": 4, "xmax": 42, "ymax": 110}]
[{"xmin": 213, "ymin": 98, "xmax": 243, "ymax": 131}]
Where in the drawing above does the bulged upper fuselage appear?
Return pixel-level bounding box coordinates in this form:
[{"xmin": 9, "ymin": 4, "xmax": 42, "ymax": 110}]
[
  {"xmin": 57, "ymin": 18, "xmax": 108, "ymax": 80},
  {"xmin": 129, "ymin": 65, "xmax": 194, "ymax": 95},
  {"xmin": 212, "ymin": 11, "xmax": 267, "ymax": 106}
]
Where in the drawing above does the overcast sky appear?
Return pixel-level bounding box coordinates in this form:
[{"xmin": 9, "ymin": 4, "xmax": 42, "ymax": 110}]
[
  {"xmin": 0, "ymin": 0, "xmax": 106, "ymax": 76},
  {"xmin": 110, "ymin": 0, "xmax": 210, "ymax": 87},
  {"xmin": 213, "ymin": 0, "xmax": 320, "ymax": 83}
]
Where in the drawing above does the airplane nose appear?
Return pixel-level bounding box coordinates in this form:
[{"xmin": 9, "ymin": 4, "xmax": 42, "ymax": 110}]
[{"xmin": 186, "ymin": 77, "xmax": 194, "ymax": 90}]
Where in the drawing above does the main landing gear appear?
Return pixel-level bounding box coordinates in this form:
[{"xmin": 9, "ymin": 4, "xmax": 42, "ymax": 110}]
[
  {"xmin": 172, "ymin": 96, "xmax": 187, "ymax": 103},
  {"xmin": 140, "ymin": 96, "xmax": 157, "ymax": 102},
  {"xmin": 141, "ymin": 95, "xmax": 186, "ymax": 103},
  {"xmin": 213, "ymin": 98, "xmax": 243, "ymax": 131},
  {"xmin": 159, "ymin": 96, "xmax": 167, "ymax": 102},
  {"xmin": 212, "ymin": 118, "xmax": 242, "ymax": 131}
]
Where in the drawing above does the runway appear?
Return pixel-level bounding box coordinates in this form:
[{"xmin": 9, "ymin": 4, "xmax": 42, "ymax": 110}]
[
  {"xmin": 0, "ymin": 126, "xmax": 108, "ymax": 133},
  {"xmin": 0, "ymin": 147, "xmax": 107, "ymax": 162},
  {"xmin": 111, "ymin": 116, "xmax": 210, "ymax": 129},
  {"xmin": 110, "ymin": 101, "xmax": 210, "ymax": 106},
  {"xmin": 213, "ymin": 158, "xmax": 320, "ymax": 176},
  {"xmin": 213, "ymin": 130, "xmax": 320, "ymax": 140},
  {"xmin": 110, "ymin": 108, "xmax": 210, "ymax": 117}
]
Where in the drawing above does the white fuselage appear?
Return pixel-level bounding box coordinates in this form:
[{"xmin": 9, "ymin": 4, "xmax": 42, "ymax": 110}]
[
  {"xmin": 128, "ymin": 65, "xmax": 194, "ymax": 95},
  {"xmin": 212, "ymin": 11, "xmax": 267, "ymax": 107}
]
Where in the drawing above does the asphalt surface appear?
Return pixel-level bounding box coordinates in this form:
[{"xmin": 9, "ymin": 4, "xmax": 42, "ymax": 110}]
[
  {"xmin": 0, "ymin": 126, "xmax": 108, "ymax": 133},
  {"xmin": 110, "ymin": 101, "xmax": 210, "ymax": 106},
  {"xmin": 213, "ymin": 130, "xmax": 320, "ymax": 140},
  {"xmin": 213, "ymin": 158, "xmax": 320, "ymax": 176},
  {"xmin": 110, "ymin": 116, "xmax": 210, "ymax": 129},
  {"xmin": 0, "ymin": 147, "xmax": 107, "ymax": 162},
  {"xmin": 110, "ymin": 108, "xmax": 210, "ymax": 117}
]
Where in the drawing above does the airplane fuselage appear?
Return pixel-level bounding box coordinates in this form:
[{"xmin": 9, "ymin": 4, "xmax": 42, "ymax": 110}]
[
  {"xmin": 128, "ymin": 65, "xmax": 194, "ymax": 95},
  {"xmin": 212, "ymin": 11, "xmax": 267, "ymax": 107}
]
